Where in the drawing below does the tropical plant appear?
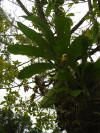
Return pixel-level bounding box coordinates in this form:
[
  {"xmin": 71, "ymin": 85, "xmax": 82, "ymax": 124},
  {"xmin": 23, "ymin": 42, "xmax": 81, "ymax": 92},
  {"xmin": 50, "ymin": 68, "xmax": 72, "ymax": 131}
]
[{"xmin": 0, "ymin": 0, "xmax": 100, "ymax": 132}]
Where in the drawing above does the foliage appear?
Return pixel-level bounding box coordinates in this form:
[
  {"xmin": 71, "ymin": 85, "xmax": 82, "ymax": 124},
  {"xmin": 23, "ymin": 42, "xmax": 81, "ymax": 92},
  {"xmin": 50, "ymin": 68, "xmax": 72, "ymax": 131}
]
[
  {"xmin": 0, "ymin": 56, "xmax": 18, "ymax": 89},
  {"xmin": 0, "ymin": 0, "xmax": 100, "ymax": 133},
  {"xmin": 0, "ymin": 8, "xmax": 11, "ymax": 33},
  {"xmin": 0, "ymin": 108, "xmax": 37, "ymax": 133}
]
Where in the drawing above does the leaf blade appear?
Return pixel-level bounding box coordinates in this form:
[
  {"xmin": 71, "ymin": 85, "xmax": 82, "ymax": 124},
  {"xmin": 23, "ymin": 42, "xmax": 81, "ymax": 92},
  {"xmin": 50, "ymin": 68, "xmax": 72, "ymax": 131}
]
[
  {"xmin": 54, "ymin": 14, "xmax": 72, "ymax": 56},
  {"xmin": 18, "ymin": 63, "xmax": 54, "ymax": 79},
  {"xmin": 8, "ymin": 44, "xmax": 48, "ymax": 58},
  {"xmin": 68, "ymin": 35, "xmax": 92, "ymax": 61},
  {"xmin": 17, "ymin": 22, "xmax": 55, "ymax": 58},
  {"xmin": 22, "ymin": 16, "xmax": 55, "ymax": 43},
  {"xmin": 17, "ymin": 22, "xmax": 48, "ymax": 50}
]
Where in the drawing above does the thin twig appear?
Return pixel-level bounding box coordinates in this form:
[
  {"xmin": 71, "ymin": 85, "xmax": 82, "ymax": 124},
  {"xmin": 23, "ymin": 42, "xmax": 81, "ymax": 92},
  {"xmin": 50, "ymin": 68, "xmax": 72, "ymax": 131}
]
[
  {"xmin": 89, "ymin": 45, "xmax": 100, "ymax": 55},
  {"xmin": 76, "ymin": 45, "xmax": 100, "ymax": 61},
  {"xmin": 88, "ymin": 0, "xmax": 95, "ymax": 21},
  {"xmin": 0, "ymin": 34, "xmax": 19, "ymax": 37},
  {"xmin": 16, "ymin": 0, "xmax": 33, "ymax": 16},
  {"xmin": 71, "ymin": 11, "xmax": 89, "ymax": 33},
  {"xmin": 17, "ymin": 58, "xmax": 35, "ymax": 67},
  {"xmin": 8, "ymin": 0, "xmax": 19, "ymax": 6},
  {"xmin": 35, "ymin": 0, "xmax": 48, "ymax": 23},
  {"xmin": 1, "ymin": 81, "xmax": 35, "ymax": 90}
]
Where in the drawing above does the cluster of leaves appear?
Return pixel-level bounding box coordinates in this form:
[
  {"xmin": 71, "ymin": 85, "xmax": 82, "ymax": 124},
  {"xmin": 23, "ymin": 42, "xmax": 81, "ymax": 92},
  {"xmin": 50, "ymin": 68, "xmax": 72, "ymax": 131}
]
[
  {"xmin": 0, "ymin": 84, "xmax": 56, "ymax": 132},
  {"xmin": 0, "ymin": 108, "xmax": 42, "ymax": 133},
  {"xmin": 0, "ymin": 56, "xmax": 18, "ymax": 89},
  {"xmin": 0, "ymin": 8, "xmax": 11, "ymax": 33},
  {"xmin": 8, "ymin": 3, "xmax": 100, "ymax": 132},
  {"xmin": 0, "ymin": 0, "xmax": 100, "ymax": 132},
  {"xmin": 0, "ymin": 6, "xmax": 57, "ymax": 132}
]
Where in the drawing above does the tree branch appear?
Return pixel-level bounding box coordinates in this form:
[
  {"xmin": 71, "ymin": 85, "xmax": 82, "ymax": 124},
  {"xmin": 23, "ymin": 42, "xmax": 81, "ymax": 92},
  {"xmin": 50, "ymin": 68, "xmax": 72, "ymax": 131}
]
[
  {"xmin": 16, "ymin": 0, "xmax": 33, "ymax": 16},
  {"xmin": 88, "ymin": 0, "xmax": 92, "ymax": 11},
  {"xmin": 1, "ymin": 81, "xmax": 34, "ymax": 90},
  {"xmin": 89, "ymin": 45, "xmax": 100, "ymax": 55},
  {"xmin": 88, "ymin": 0, "xmax": 95, "ymax": 21},
  {"xmin": 71, "ymin": 11, "xmax": 89, "ymax": 33},
  {"xmin": 35, "ymin": 0, "xmax": 48, "ymax": 23}
]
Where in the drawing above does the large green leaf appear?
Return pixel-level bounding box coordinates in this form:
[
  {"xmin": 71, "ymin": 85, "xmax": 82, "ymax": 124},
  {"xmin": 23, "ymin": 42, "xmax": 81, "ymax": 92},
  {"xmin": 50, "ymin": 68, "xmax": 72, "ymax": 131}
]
[
  {"xmin": 18, "ymin": 63, "xmax": 54, "ymax": 79},
  {"xmin": 70, "ymin": 90, "xmax": 82, "ymax": 97},
  {"xmin": 17, "ymin": 22, "xmax": 56, "ymax": 59},
  {"xmin": 84, "ymin": 58, "xmax": 100, "ymax": 81},
  {"xmin": 94, "ymin": 58, "xmax": 100, "ymax": 67},
  {"xmin": 54, "ymin": 14, "xmax": 72, "ymax": 56},
  {"xmin": 68, "ymin": 35, "xmax": 92, "ymax": 62},
  {"xmin": 8, "ymin": 44, "xmax": 50, "ymax": 59},
  {"xmin": 92, "ymin": 20, "xmax": 99, "ymax": 42},
  {"xmin": 45, "ymin": 3, "xmax": 52, "ymax": 16},
  {"xmin": 68, "ymin": 35, "xmax": 82, "ymax": 58},
  {"xmin": 22, "ymin": 16, "xmax": 55, "ymax": 44},
  {"xmin": 66, "ymin": 35, "xmax": 92, "ymax": 73},
  {"xmin": 54, "ymin": 14, "xmax": 72, "ymax": 45},
  {"xmin": 17, "ymin": 22, "xmax": 49, "ymax": 50}
]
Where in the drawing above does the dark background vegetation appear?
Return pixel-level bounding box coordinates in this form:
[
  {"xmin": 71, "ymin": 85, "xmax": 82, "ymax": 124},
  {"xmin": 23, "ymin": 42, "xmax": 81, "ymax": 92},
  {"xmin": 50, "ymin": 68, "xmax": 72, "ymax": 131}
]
[{"xmin": 0, "ymin": 0, "xmax": 100, "ymax": 132}]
